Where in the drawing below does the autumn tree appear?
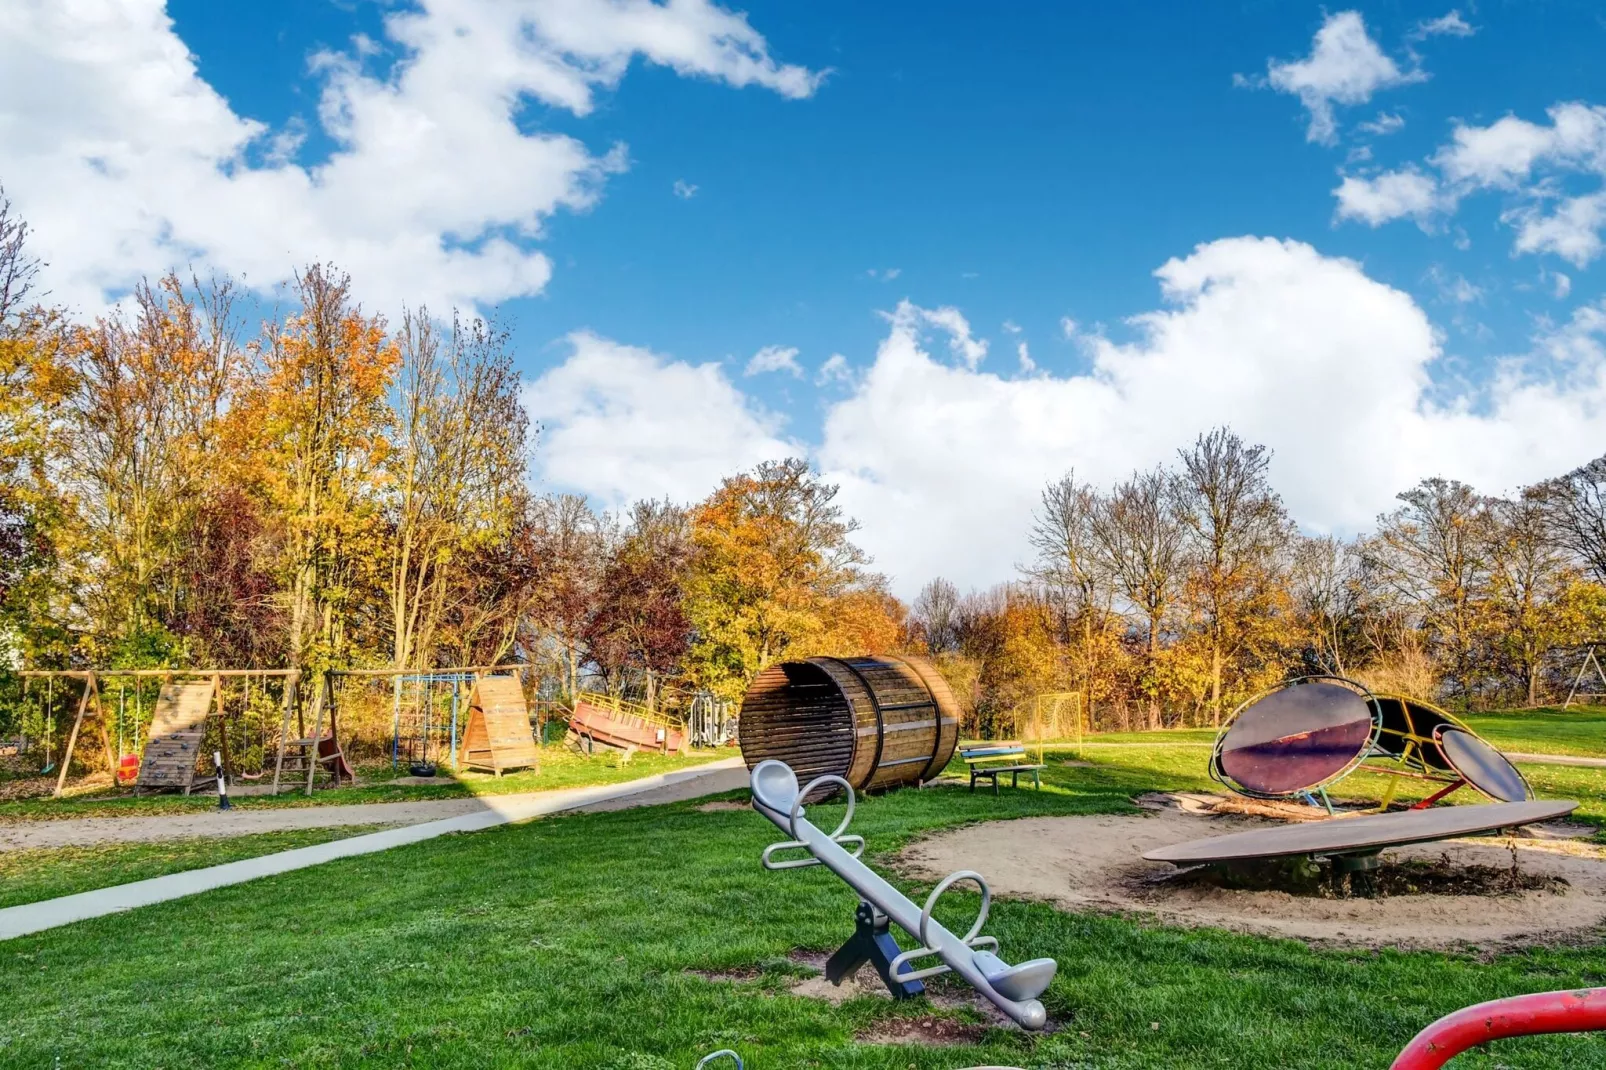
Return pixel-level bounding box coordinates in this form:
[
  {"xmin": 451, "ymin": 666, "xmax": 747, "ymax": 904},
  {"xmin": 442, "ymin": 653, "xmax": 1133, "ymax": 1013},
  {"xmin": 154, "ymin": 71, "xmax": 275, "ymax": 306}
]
[
  {"xmin": 585, "ymin": 500, "xmax": 694, "ymax": 710},
  {"xmin": 1366, "ymin": 478, "xmax": 1489, "ymax": 697},
  {"xmin": 1027, "ymin": 471, "xmax": 1122, "ymax": 718},
  {"xmin": 1090, "ymin": 468, "xmax": 1185, "ymax": 727},
  {"xmin": 525, "ymin": 494, "xmax": 609, "ymax": 697},
  {"xmin": 1545, "ymin": 455, "xmax": 1606, "ymax": 584},
  {"xmin": 385, "ymin": 309, "xmax": 527, "ymax": 671},
  {"xmin": 62, "ymin": 272, "xmax": 245, "ymax": 660},
  {"xmin": 1174, "ymin": 429, "xmax": 1292, "ymax": 723},
  {"xmin": 683, "ymin": 458, "xmax": 868, "ymax": 698},
  {"xmin": 0, "ymin": 192, "xmax": 71, "ymax": 675},
  {"xmin": 1288, "ymin": 534, "xmax": 1368, "ymax": 677},
  {"xmin": 1484, "ymin": 488, "xmax": 1583, "ymax": 705},
  {"xmin": 910, "ymin": 577, "xmax": 960, "ymax": 655},
  {"xmin": 234, "ymin": 264, "xmax": 398, "ymax": 669}
]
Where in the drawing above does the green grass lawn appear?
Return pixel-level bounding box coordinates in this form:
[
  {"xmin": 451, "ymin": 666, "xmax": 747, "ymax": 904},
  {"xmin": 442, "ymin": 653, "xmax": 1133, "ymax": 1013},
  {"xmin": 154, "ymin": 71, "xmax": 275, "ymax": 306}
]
[
  {"xmin": 0, "ymin": 826, "xmax": 392, "ymax": 909},
  {"xmin": 1462, "ymin": 706, "xmax": 1606, "ymax": 758},
  {"xmin": 0, "ymin": 746, "xmax": 721, "ymax": 822},
  {"xmin": 4, "ymin": 745, "xmax": 1605, "ymax": 1069}
]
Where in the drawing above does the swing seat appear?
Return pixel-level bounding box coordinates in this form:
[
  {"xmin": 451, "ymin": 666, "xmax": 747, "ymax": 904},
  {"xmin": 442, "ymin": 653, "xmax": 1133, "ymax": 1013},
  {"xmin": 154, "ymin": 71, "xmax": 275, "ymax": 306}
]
[{"xmin": 117, "ymin": 754, "xmax": 140, "ymax": 783}]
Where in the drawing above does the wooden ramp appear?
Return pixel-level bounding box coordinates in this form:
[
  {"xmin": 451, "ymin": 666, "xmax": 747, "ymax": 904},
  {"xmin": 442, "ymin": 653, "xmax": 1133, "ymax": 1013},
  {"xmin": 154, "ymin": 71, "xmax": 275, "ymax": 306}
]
[
  {"xmin": 570, "ymin": 697, "xmax": 687, "ymax": 755},
  {"xmin": 460, "ymin": 676, "xmax": 539, "ymax": 776},
  {"xmin": 136, "ymin": 681, "xmax": 218, "ymax": 794}
]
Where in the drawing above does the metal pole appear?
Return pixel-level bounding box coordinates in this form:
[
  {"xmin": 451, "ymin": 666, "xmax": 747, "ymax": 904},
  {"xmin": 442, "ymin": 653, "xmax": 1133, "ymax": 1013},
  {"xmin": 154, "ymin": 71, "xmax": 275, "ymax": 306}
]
[
  {"xmin": 391, "ymin": 674, "xmax": 402, "ymax": 770},
  {"xmin": 1564, "ymin": 646, "xmax": 1594, "ymax": 708},
  {"xmin": 450, "ymin": 678, "xmax": 460, "ymax": 768}
]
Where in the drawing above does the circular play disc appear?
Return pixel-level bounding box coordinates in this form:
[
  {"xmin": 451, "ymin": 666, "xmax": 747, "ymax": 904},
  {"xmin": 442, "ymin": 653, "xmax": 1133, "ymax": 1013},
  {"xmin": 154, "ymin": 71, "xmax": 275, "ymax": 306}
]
[
  {"xmin": 1214, "ymin": 680, "xmax": 1376, "ymax": 797},
  {"xmin": 1435, "ymin": 726, "xmax": 1531, "ymax": 803},
  {"xmin": 1143, "ymin": 799, "xmax": 1578, "ymax": 865}
]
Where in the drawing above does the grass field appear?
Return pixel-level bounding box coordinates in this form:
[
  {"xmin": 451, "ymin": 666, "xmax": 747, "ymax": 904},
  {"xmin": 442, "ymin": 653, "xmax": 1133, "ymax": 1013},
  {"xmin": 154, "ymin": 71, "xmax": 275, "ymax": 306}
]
[
  {"xmin": 4, "ymin": 735, "xmax": 1606, "ymax": 1068},
  {"xmin": 0, "ymin": 746, "xmax": 719, "ymax": 822}
]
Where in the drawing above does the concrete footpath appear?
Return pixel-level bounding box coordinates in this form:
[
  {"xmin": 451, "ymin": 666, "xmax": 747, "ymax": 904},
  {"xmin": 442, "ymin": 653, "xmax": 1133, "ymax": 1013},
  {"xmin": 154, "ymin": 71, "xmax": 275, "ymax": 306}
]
[{"xmin": 0, "ymin": 758, "xmax": 748, "ymax": 942}]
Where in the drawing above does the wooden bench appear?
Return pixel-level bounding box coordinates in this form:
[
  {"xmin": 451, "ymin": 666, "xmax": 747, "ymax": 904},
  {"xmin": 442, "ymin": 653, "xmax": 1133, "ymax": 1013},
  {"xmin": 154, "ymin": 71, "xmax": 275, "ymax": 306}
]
[{"xmin": 961, "ymin": 744, "xmax": 1044, "ymax": 794}]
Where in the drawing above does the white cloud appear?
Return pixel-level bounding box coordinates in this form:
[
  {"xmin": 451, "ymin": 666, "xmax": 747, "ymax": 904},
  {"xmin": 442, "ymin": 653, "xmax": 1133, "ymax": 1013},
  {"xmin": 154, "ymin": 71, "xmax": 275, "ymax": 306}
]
[
  {"xmin": 1411, "ymin": 11, "xmax": 1475, "ymax": 40},
  {"xmin": 1334, "ymin": 168, "xmax": 1442, "ymax": 225},
  {"xmin": 1437, "ymin": 104, "xmax": 1606, "ymax": 187},
  {"xmin": 1335, "ymin": 102, "xmax": 1606, "ymax": 265},
  {"xmin": 816, "ymin": 353, "xmax": 853, "ymax": 385},
  {"xmin": 1357, "ymin": 111, "xmax": 1405, "ymax": 136},
  {"xmin": 1059, "ymin": 317, "xmax": 1078, "ymax": 339},
  {"xmin": 673, "ymin": 179, "xmax": 699, "ymax": 199},
  {"xmin": 0, "ymin": 0, "xmax": 820, "ymax": 313},
  {"xmin": 1256, "ymin": 12, "xmax": 1424, "ymax": 145},
  {"xmin": 515, "ymin": 240, "xmax": 1606, "ymax": 596},
  {"xmin": 1001, "ymin": 319, "xmax": 1022, "ymax": 334},
  {"xmin": 523, "ymin": 331, "xmax": 795, "ymax": 508},
  {"xmin": 815, "ymin": 238, "xmax": 1606, "ymax": 594},
  {"xmin": 887, "ymin": 301, "xmax": 988, "ymax": 370},
  {"xmin": 1014, "ymin": 343, "xmax": 1040, "ymax": 377},
  {"xmin": 867, "ymin": 267, "xmax": 902, "ymax": 282},
  {"xmin": 1016, "ymin": 341, "xmax": 1036, "ymax": 374},
  {"xmin": 1552, "ymin": 271, "xmax": 1573, "ymax": 300},
  {"xmin": 745, "ymin": 344, "xmax": 802, "ymax": 377},
  {"xmin": 1510, "ymin": 192, "xmax": 1606, "ymax": 267}
]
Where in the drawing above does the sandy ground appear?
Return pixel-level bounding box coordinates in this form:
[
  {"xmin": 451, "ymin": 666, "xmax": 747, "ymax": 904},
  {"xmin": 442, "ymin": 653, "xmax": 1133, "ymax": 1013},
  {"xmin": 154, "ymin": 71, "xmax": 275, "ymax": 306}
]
[
  {"xmin": 895, "ymin": 807, "xmax": 1606, "ymax": 950},
  {"xmin": 0, "ymin": 760, "xmax": 749, "ymax": 851}
]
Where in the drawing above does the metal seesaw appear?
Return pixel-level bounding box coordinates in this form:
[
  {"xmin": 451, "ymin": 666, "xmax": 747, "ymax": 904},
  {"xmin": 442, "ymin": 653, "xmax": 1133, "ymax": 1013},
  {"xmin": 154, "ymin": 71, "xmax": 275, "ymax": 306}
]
[{"xmin": 748, "ymin": 759, "xmax": 1057, "ymax": 1030}]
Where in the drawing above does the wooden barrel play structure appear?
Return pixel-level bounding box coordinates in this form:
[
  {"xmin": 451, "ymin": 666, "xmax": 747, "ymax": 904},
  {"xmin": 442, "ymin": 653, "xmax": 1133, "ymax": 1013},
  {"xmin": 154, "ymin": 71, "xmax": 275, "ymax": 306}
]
[{"xmin": 738, "ymin": 655, "xmax": 960, "ymax": 795}]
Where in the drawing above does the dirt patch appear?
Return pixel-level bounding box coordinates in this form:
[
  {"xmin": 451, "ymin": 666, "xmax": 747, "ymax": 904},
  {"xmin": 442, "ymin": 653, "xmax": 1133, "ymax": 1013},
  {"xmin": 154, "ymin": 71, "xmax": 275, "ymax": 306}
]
[
  {"xmin": 895, "ymin": 809, "xmax": 1606, "ymax": 950},
  {"xmin": 781, "ymin": 950, "xmax": 1027, "ymax": 1029},
  {"xmin": 694, "ymin": 800, "xmax": 749, "ymax": 813},
  {"xmin": 855, "ymin": 1015, "xmax": 987, "ymax": 1046}
]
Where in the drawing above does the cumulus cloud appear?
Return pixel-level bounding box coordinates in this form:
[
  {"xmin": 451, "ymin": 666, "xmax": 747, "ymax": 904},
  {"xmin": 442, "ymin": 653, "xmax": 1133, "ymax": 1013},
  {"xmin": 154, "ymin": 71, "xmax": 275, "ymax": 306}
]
[
  {"xmin": 745, "ymin": 344, "xmax": 803, "ymax": 377},
  {"xmin": 673, "ymin": 179, "xmax": 699, "ymax": 199},
  {"xmin": 815, "ymin": 238, "xmax": 1606, "ymax": 593},
  {"xmin": 1251, "ymin": 11, "xmax": 1425, "ymax": 145},
  {"xmin": 0, "ymin": 0, "xmax": 820, "ymax": 312},
  {"xmin": 1332, "ymin": 102, "xmax": 1606, "ymax": 265},
  {"xmin": 523, "ymin": 332, "xmax": 795, "ymax": 509},
  {"xmin": 1333, "ymin": 168, "xmax": 1442, "ymax": 226},
  {"xmin": 518, "ymin": 240, "xmax": 1606, "ymax": 595},
  {"xmin": 1016, "ymin": 341, "xmax": 1036, "ymax": 374}
]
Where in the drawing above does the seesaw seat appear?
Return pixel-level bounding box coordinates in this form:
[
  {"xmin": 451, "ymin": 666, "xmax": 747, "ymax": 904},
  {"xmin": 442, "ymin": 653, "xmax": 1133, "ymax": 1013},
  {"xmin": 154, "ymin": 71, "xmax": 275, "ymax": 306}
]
[{"xmin": 972, "ymin": 949, "xmax": 1057, "ymax": 1002}]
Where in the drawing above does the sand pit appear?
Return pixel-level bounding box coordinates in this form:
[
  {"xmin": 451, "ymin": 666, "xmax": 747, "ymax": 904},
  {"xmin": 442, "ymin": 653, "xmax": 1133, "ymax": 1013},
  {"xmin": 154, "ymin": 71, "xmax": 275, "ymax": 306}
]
[{"xmin": 894, "ymin": 808, "xmax": 1606, "ymax": 950}]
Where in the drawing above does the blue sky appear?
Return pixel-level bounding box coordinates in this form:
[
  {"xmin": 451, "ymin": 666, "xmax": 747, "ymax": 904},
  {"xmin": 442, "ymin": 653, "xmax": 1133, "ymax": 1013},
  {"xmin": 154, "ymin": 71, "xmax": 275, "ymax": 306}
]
[
  {"xmin": 162, "ymin": 1, "xmax": 1603, "ymax": 400},
  {"xmin": 5, "ymin": 1, "xmax": 1606, "ymax": 592}
]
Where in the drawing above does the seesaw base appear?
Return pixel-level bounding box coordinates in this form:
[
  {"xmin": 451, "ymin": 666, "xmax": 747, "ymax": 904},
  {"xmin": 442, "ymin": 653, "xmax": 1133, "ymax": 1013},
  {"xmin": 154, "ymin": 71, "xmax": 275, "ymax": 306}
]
[{"xmin": 825, "ymin": 900, "xmax": 924, "ymax": 999}]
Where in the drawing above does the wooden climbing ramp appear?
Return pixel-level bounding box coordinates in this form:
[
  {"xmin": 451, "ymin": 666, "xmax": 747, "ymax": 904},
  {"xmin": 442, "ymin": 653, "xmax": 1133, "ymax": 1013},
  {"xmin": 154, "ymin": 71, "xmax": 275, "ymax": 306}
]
[
  {"xmin": 136, "ymin": 680, "xmax": 219, "ymax": 794},
  {"xmin": 460, "ymin": 675, "xmax": 540, "ymax": 775}
]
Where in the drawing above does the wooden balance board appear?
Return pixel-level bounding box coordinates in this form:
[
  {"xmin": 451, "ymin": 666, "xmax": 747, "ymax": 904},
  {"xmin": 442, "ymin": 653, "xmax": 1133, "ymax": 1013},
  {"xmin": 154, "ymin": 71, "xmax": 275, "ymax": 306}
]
[{"xmin": 1143, "ymin": 799, "xmax": 1579, "ymax": 866}]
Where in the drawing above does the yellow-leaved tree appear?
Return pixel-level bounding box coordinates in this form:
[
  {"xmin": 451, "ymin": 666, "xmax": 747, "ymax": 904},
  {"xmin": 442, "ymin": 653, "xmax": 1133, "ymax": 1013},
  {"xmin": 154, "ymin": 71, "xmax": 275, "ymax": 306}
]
[{"xmin": 683, "ymin": 458, "xmax": 869, "ymax": 699}]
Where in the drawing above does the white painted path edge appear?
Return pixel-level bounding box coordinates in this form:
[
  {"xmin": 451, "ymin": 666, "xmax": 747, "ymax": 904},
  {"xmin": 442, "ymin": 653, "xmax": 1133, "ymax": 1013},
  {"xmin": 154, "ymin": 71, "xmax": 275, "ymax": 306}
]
[{"xmin": 0, "ymin": 757, "xmax": 746, "ymax": 942}]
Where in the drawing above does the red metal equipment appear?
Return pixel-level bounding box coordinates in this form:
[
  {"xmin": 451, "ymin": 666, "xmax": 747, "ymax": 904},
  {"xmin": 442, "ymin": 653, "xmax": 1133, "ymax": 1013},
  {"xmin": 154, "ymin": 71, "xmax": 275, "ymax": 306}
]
[{"xmin": 1390, "ymin": 988, "xmax": 1606, "ymax": 1069}]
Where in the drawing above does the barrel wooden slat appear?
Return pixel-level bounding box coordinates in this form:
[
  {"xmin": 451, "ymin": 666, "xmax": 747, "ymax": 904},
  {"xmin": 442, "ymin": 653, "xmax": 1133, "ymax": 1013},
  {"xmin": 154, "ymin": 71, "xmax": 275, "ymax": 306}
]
[{"xmin": 739, "ymin": 654, "xmax": 959, "ymax": 797}]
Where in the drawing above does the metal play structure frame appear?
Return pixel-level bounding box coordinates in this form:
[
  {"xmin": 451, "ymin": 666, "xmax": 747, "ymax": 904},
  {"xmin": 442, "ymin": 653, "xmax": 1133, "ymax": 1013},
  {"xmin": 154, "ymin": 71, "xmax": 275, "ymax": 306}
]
[
  {"xmin": 1563, "ymin": 644, "xmax": 1606, "ymax": 708},
  {"xmin": 1209, "ymin": 675, "xmax": 1531, "ymax": 813},
  {"xmin": 308, "ymin": 665, "xmax": 530, "ymax": 777},
  {"xmin": 748, "ymin": 758, "xmax": 1058, "ymax": 1029}
]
